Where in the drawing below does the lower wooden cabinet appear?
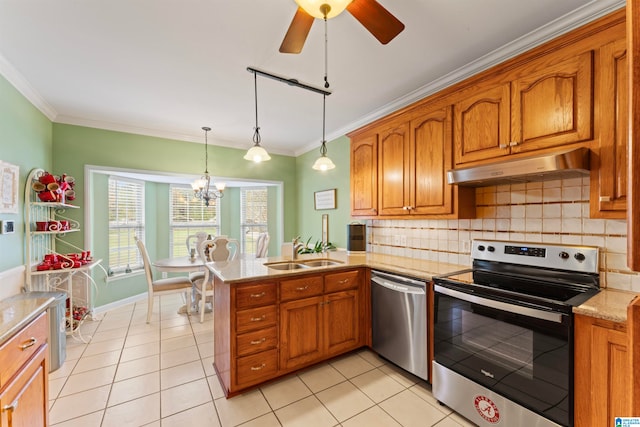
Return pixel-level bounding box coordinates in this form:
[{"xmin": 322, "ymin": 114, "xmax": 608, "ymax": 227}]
[
  {"xmin": 574, "ymin": 314, "xmax": 631, "ymax": 426},
  {"xmin": 0, "ymin": 312, "xmax": 49, "ymax": 427},
  {"xmin": 214, "ymin": 268, "xmax": 367, "ymax": 396}
]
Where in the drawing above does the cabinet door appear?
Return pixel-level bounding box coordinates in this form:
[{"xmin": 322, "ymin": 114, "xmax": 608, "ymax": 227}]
[
  {"xmin": 0, "ymin": 346, "xmax": 48, "ymax": 427},
  {"xmin": 279, "ymin": 296, "xmax": 323, "ymax": 371},
  {"xmin": 324, "ymin": 290, "xmax": 360, "ymax": 357},
  {"xmin": 511, "ymin": 51, "xmax": 593, "ymax": 153},
  {"xmin": 592, "ymin": 38, "xmax": 627, "ymax": 218},
  {"xmin": 453, "ymin": 83, "xmax": 511, "ymax": 165},
  {"xmin": 411, "ymin": 105, "xmax": 454, "ymax": 215},
  {"xmin": 350, "ymin": 134, "xmax": 378, "ymax": 216},
  {"xmin": 378, "ymin": 121, "xmax": 411, "ymax": 215}
]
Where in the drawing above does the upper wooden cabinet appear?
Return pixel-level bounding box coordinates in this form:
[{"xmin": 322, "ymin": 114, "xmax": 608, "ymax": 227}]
[
  {"xmin": 591, "ymin": 37, "xmax": 628, "ymax": 218},
  {"xmin": 454, "ymin": 51, "xmax": 594, "ymax": 166},
  {"xmin": 377, "ymin": 121, "xmax": 410, "ymax": 216},
  {"xmin": 454, "ymin": 83, "xmax": 511, "ymax": 165},
  {"xmin": 350, "ymin": 134, "xmax": 378, "ymax": 217}
]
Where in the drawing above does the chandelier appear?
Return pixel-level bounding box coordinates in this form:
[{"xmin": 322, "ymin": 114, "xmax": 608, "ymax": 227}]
[{"xmin": 191, "ymin": 126, "xmax": 225, "ymax": 206}]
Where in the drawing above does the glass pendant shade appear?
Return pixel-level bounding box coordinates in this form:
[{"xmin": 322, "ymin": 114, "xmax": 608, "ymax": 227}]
[
  {"xmin": 244, "ymin": 144, "xmax": 271, "ymax": 163},
  {"xmin": 294, "ymin": 0, "xmax": 352, "ymax": 18},
  {"xmin": 312, "ymin": 153, "xmax": 336, "ymax": 171}
]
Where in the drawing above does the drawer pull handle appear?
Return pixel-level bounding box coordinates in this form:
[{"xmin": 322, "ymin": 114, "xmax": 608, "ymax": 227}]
[
  {"xmin": 19, "ymin": 337, "xmax": 37, "ymax": 350},
  {"xmin": 599, "ymin": 196, "xmax": 611, "ymax": 202},
  {"xmin": 509, "ymin": 141, "xmax": 519, "ymax": 147},
  {"xmin": 250, "ymin": 315, "xmax": 266, "ymax": 322},
  {"xmin": 250, "ymin": 292, "xmax": 266, "ymax": 298},
  {"xmin": 250, "ymin": 363, "xmax": 266, "ymax": 371},
  {"xmin": 295, "ymin": 285, "xmax": 309, "ymax": 291},
  {"xmin": 499, "ymin": 143, "xmax": 508, "ymax": 149},
  {"xmin": 338, "ymin": 279, "xmax": 349, "ymax": 284},
  {"xmin": 250, "ymin": 338, "xmax": 267, "ymax": 345}
]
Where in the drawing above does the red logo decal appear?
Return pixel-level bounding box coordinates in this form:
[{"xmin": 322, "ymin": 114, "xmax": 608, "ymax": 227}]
[{"xmin": 474, "ymin": 395, "xmax": 500, "ymax": 424}]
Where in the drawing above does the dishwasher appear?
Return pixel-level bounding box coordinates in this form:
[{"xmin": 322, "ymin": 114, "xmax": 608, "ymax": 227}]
[{"xmin": 371, "ymin": 270, "xmax": 428, "ymax": 381}]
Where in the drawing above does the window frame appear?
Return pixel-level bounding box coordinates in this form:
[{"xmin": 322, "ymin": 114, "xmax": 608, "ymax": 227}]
[{"xmin": 240, "ymin": 186, "xmax": 268, "ymax": 256}]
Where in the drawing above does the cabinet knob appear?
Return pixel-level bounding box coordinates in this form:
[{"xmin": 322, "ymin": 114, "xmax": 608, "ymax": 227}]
[
  {"xmin": 509, "ymin": 141, "xmax": 519, "ymax": 147},
  {"xmin": 499, "ymin": 143, "xmax": 508, "ymax": 149},
  {"xmin": 599, "ymin": 196, "xmax": 611, "ymax": 202}
]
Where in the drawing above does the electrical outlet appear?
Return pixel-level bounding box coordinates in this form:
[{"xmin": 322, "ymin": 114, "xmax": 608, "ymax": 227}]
[
  {"xmin": 1, "ymin": 220, "xmax": 15, "ymax": 234},
  {"xmin": 462, "ymin": 240, "xmax": 471, "ymax": 252}
]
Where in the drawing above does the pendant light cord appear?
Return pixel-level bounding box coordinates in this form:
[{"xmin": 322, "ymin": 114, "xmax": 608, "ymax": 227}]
[
  {"xmin": 324, "ymin": 15, "xmax": 329, "ymax": 89},
  {"xmin": 320, "ymin": 94, "xmax": 327, "ymax": 156},
  {"xmin": 253, "ymin": 71, "xmax": 261, "ymax": 145},
  {"xmin": 202, "ymin": 126, "xmax": 210, "ymax": 174}
]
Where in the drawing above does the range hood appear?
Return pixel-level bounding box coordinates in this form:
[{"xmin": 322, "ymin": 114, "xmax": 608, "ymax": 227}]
[{"xmin": 447, "ymin": 147, "xmax": 590, "ymax": 187}]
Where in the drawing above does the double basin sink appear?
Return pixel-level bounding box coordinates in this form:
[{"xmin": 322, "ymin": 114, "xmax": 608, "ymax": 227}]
[{"xmin": 264, "ymin": 258, "xmax": 344, "ymax": 270}]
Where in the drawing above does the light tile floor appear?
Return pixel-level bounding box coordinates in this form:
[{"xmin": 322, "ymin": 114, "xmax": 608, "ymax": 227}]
[{"xmin": 48, "ymin": 294, "xmax": 476, "ymax": 427}]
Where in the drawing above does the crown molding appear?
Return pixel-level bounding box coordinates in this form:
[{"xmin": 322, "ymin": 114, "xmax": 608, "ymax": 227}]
[
  {"xmin": 294, "ymin": 0, "xmax": 625, "ymax": 156},
  {"xmin": 0, "ymin": 53, "xmax": 57, "ymax": 121}
]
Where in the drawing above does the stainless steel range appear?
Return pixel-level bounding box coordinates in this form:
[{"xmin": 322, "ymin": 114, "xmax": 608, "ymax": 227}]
[{"xmin": 432, "ymin": 240, "xmax": 600, "ymax": 427}]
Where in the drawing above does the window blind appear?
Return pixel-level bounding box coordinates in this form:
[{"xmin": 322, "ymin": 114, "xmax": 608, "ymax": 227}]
[
  {"xmin": 169, "ymin": 185, "xmax": 220, "ymax": 257},
  {"xmin": 240, "ymin": 187, "xmax": 268, "ymax": 255},
  {"xmin": 108, "ymin": 177, "xmax": 144, "ymax": 274}
]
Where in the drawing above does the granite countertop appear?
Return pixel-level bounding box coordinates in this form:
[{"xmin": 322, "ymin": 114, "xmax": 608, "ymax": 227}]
[
  {"xmin": 573, "ymin": 288, "xmax": 638, "ymax": 323},
  {"xmin": 208, "ymin": 251, "xmax": 466, "ymax": 284},
  {"xmin": 209, "ymin": 251, "xmax": 639, "ymax": 323},
  {"xmin": 0, "ymin": 293, "xmax": 56, "ymax": 346}
]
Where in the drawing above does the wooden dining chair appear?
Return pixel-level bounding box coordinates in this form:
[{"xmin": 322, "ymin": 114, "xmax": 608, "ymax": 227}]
[
  {"xmin": 191, "ymin": 236, "xmax": 239, "ymax": 323},
  {"xmin": 185, "ymin": 231, "xmax": 209, "ymax": 257},
  {"xmin": 135, "ymin": 236, "xmax": 192, "ymax": 323}
]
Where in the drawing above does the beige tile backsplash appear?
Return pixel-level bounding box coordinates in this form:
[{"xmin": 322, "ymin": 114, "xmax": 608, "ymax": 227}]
[{"xmin": 367, "ymin": 177, "xmax": 640, "ymax": 292}]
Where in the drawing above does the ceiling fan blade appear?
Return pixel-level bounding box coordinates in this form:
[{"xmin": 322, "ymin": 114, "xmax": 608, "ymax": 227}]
[
  {"xmin": 279, "ymin": 7, "xmax": 315, "ymax": 54},
  {"xmin": 347, "ymin": 0, "xmax": 405, "ymax": 44}
]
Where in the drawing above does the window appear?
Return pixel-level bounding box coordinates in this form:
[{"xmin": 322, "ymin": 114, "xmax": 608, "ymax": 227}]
[
  {"xmin": 170, "ymin": 185, "xmax": 220, "ymax": 256},
  {"xmin": 108, "ymin": 177, "xmax": 144, "ymax": 275},
  {"xmin": 240, "ymin": 187, "xmax": 268, "ymax": 255}
]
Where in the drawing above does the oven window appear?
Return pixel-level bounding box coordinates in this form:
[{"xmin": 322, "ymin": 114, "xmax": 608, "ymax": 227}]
[
  {"xmin": 434, "ymin": 292, "xmax": 571, "ymax": 426},
  {"xmin": 460, "ymin": 310, "xmax": 533, "ymax": 378}
]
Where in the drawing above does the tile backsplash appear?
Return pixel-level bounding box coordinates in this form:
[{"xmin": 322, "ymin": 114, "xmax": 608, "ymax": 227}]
[{"xmin": 367, "ymin": 176, "xmax": 639, "ymax": 292}]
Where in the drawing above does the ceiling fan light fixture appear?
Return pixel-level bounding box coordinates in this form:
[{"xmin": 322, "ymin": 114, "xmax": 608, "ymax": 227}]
[{"xmin": 294, "ymin": 0, "xmax": 352, "ymax": 19}]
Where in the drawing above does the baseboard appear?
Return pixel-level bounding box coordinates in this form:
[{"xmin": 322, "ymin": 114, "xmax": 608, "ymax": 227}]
[{"xmin": 92, "ymin": 292, "xmax": 147, "ymax": 316}]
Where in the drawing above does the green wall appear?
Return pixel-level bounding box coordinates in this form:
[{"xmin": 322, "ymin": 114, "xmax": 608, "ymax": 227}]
[
  {"xmin": 295, "ymin": 136, "xmax": 352, "ymax": 250},
  {"xmin": 0, "ymin": 74, "xmax": 53, "ymax": 272},
  {"xmin": 0, "ymin": 73, "xmax": 355, "ymax": 308}
]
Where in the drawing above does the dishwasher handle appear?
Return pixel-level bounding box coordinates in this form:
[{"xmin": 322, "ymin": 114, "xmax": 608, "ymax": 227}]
[{"xmin": 372, "ymin": 276, "xmax": 426, "ymax": 295}]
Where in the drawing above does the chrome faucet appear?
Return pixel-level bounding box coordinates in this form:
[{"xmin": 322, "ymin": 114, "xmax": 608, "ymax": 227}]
[{"xmin": 292, "ymin": 237, "xmax": 304, "ymax": 259}]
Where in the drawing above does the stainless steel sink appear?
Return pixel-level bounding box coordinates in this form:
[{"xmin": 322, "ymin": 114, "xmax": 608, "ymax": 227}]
[
  {"xmin": 299, "ymin": 259, "xmax": 344, "ymax": 267},
  {"xmin": 264, "ymin": 262, "xmax": 310, "ymax": 270}
]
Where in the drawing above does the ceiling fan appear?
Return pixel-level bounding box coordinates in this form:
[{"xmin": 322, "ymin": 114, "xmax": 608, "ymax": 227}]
[{"xmin": 279, "ymin": 0, "xmax": 405, "ymax": 54}]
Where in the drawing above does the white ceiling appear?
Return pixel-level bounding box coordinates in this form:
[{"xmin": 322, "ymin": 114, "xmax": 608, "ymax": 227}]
[{"xmin": 0, "ymin": 0, "xmax": 624, "ymax": 157}]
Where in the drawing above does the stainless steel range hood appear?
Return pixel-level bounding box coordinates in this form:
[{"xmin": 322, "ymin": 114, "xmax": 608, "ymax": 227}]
[{"xmin": 447, "ymin": 147, "xmax": 590, "ymax": 186}]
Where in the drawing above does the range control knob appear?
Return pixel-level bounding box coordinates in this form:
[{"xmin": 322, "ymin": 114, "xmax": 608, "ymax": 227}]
[
  {"xmin": 478, "ymin": 245, "xmax": 485, "ymax": 251},
  {"xmin": 574, "ymin": 253, "xmax": 586, "ymax": 262},
  {"xmin": 559, "ymin": 251, "xmax": 570, "ymax": 260},
  {"xmin": 487, "ymin": 246, "xmax": 495, "ymax": 252}
]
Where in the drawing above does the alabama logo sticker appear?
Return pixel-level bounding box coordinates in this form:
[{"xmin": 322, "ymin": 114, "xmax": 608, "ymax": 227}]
[{"xmin": 474, "ymin": 395, "xmax": 500, "ymax": 424}]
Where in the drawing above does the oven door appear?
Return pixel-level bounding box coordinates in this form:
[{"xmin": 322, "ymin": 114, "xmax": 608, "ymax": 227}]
[{"xmin": 433, "ymin": 283, "xmax": 572, "ymax": 426}]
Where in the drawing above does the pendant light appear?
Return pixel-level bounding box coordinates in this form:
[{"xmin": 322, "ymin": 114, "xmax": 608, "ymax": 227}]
[
  {"xmin": 192, "ymin": 126, "xmax": 225, "ymax": 206},
  {"xmin": 312, "ymin": 94, "xmax": 335, "ymax": 171},
  {"xmin": 312, "ymin": 10, "xmax": 335, "ymax": 171},
  {"xmin": 244, "ymin": 71, "xmax": 271, "ymax": 163}
]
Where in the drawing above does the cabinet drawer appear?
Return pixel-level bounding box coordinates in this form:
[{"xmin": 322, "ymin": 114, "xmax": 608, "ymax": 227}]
[
  {"xmin": 325, "ymin": 270, "xmax": 360, "ymax": 293},
  {"xmin": 236, "ymin": 326, "xmax": 277, "ymax": 357},
  {"xmin": 280, "ymin": 276, "xmax": 323, "ymax": 301},
  {"xmin": 235, "ymin": 283, "xmax": 277, "ymax": 309},
  {"xmin": 236, "ymin": 306, "xmax": 277, "ymax": 334},
  {"xmin": 236, "ymin": 348, "xmax": 278, "ymax": 387},
  {"xmin": 0, "ymin": 312, "xmax": 48, "ymax": 388}
]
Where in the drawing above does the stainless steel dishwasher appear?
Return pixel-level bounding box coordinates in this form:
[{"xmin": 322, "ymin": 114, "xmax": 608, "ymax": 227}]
[{"xmin": 371, "ymin": 270, "xmax": 428, "ymax": 381}]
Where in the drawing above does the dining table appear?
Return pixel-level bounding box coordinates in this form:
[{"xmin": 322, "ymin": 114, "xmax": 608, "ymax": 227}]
[{"xmin": 152, "ymin": 255, "xmax": 208, "ymax": 314}]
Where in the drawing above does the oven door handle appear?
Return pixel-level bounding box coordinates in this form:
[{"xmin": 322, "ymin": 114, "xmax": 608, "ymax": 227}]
[
  {"xmin": 372, "ymin": 277, "xmax": 425, "ymax": 295},
  {"xmin": 434, "ymin": 284, "xmax": 564, "ymax": 323}
]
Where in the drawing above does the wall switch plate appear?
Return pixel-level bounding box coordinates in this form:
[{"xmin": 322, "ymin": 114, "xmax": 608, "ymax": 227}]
[{"xmin": 1, "ymin": 220, "xmax": 15, "ymax": 234}]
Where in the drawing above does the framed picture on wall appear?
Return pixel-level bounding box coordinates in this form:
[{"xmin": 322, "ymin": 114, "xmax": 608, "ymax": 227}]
[
  {"xmin": 314, "ymin": 189, "xmax": 336, "ymax": 210},
  {"xmin": 0, "ymin": 161, "xmax": 19, "ymax": 214}
]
